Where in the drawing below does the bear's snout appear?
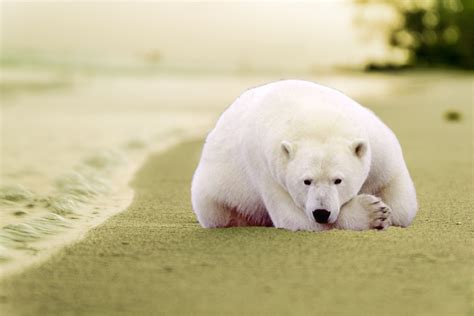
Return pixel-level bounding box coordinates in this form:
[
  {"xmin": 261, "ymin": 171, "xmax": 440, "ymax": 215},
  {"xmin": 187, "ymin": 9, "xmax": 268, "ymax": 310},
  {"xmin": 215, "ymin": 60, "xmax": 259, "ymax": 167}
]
[{"xmin": 313, "ymin": 209, "xmax": 331, "ymax": 223}]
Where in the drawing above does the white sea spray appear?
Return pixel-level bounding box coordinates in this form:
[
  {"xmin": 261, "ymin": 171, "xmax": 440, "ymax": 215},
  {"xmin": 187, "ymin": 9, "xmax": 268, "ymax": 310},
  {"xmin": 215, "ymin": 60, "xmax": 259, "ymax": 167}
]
[{"xmin": 0, "ymin": 149, "xmax": 126, "ymax": 258}]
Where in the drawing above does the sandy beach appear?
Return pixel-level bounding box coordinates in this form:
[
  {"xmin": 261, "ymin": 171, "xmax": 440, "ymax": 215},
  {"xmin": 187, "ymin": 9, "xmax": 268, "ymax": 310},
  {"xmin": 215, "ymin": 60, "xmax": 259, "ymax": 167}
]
[
  {"xmin": 0, "ymin": 71, "xmax": 472, "ymax": 315},
  {"xmin": 0, "ymin": 69, "xmax": 411, "ymax": 274}
]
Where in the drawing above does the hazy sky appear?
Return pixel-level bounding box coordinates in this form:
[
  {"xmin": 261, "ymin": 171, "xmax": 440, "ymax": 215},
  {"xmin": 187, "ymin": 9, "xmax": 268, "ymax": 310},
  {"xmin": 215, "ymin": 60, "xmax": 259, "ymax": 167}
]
[{"xmin": 1, "ymin": 1, "xmax": 395, "ymax": 71}]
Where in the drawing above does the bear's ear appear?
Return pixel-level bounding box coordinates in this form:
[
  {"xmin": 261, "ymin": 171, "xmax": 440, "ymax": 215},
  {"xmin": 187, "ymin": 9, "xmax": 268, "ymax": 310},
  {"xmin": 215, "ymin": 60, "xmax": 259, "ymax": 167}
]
[
  {"xmin": 281, "ymin": 141, "xmax": 294, "ymax": 159},
  {"xmin": 352, "ymin": 139, "xmax": 367, "ymax": 158}
]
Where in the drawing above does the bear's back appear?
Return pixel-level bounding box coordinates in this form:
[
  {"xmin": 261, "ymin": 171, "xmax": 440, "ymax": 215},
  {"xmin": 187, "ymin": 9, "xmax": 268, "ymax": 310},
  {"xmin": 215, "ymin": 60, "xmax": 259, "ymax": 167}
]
[{"xmin": 244, "ymin": 80, "xmax": 371, "ymax": 143}]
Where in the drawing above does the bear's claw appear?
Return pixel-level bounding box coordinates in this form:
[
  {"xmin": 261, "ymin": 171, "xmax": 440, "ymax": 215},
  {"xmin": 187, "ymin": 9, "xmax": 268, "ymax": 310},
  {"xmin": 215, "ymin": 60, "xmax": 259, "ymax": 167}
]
[
  {"xmin": 355, "ymin": 194, "xmax": 392, "ymax": 230},
  {"xmin": 368, "ymin": 199, "xmax": 392, "ymax": 230}
]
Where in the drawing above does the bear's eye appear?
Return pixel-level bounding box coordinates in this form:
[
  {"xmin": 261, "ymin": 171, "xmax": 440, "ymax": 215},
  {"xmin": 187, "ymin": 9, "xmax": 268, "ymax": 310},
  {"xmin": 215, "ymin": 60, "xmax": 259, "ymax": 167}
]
[
  {"xmin": 334, "ymin": 179, "xmax": 342, "ymax": 185},
  {"xmin": 303, "ymin": 179, "xmax": 312, "ymax": 186}
]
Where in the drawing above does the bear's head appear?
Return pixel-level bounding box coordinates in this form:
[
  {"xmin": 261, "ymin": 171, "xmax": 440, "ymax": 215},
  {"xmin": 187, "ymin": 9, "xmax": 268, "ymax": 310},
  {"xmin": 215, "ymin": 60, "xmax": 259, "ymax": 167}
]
[{"xmin": 281, "ymin": 138, "xmax": 371, "ymax": 224}]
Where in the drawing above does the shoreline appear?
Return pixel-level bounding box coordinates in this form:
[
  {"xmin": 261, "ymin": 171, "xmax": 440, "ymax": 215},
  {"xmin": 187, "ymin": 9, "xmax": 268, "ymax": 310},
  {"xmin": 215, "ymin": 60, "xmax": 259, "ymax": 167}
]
[{"xmin": 0, "ymin": 131, "xmax": 207, "ymax": 279}]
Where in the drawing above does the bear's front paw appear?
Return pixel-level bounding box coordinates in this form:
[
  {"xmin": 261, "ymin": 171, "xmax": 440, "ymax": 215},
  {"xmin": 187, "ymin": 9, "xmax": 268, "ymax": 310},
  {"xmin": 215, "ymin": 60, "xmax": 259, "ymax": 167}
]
[
  {"xmin": 360, "ymin": 195, "xmax": 392, "ymax": 230},
  {"xmin": 336, "ymin": 194, "xmax": 392, "ymax": 231}
]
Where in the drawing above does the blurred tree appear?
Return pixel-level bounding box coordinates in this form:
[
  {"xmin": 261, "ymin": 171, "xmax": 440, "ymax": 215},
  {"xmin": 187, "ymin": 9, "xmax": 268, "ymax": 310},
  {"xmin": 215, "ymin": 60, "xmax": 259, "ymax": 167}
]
[{"xmin": 358, "ymin": 0, "xmax": 474, "ymax": 69}]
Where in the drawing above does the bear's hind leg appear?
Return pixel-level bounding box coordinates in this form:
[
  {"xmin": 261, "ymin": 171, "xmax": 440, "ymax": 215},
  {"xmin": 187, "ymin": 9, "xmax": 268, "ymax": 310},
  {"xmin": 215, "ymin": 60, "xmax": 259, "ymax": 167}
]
[
  {"xmin": 192, "ymin": 196, "xmax": 260, "ymax": 228},
  {"xmin": 192, "ymin": 195, "xmax": 232, "ymax": 228}
]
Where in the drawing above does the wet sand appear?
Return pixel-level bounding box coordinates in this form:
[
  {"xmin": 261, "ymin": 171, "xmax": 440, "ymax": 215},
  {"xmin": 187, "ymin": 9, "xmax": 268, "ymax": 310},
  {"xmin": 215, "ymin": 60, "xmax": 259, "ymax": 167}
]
[{"xmin": 0, "ymin": 72, "xmax": 472, "ymax": 315}]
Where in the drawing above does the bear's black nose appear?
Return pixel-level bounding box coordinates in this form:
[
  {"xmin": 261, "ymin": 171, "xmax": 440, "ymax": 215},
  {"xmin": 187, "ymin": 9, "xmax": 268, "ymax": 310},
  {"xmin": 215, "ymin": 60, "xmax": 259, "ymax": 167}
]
[{"xmin": 313, "ymin": 209, "xmax": 330, "ymax": 223}]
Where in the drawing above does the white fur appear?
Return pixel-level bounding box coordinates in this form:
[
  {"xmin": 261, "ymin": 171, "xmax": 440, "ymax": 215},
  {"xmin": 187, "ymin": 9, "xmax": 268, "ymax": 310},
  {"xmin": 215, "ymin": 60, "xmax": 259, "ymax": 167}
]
[{"xmin": 191, "ymin": 80, "xmax": 417, "ymax": 231}]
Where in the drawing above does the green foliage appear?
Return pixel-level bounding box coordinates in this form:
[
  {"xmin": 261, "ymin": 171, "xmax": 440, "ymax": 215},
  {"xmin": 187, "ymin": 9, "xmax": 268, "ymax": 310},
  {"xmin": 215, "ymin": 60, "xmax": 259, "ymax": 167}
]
[
  {"xmin": 396, "ymin": 0, "xmax": 473, "ymax": 68},
  {"xmin": 360, "ymin": 0, "xmax": 474, "ymax": 69}
]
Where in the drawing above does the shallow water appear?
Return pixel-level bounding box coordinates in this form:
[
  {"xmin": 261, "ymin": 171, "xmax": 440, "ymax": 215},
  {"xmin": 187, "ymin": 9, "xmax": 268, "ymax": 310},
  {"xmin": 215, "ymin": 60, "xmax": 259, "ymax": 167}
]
[{"xmin": 1, "ymin": 67, "xmax": 471, "ymax": 277}]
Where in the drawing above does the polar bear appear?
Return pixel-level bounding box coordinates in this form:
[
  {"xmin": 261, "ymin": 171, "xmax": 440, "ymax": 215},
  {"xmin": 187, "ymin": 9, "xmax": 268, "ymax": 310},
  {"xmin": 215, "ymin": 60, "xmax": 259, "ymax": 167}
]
[{"xmin": 191, "ymin": 80, "xmax": 417, "ymax": 231}]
